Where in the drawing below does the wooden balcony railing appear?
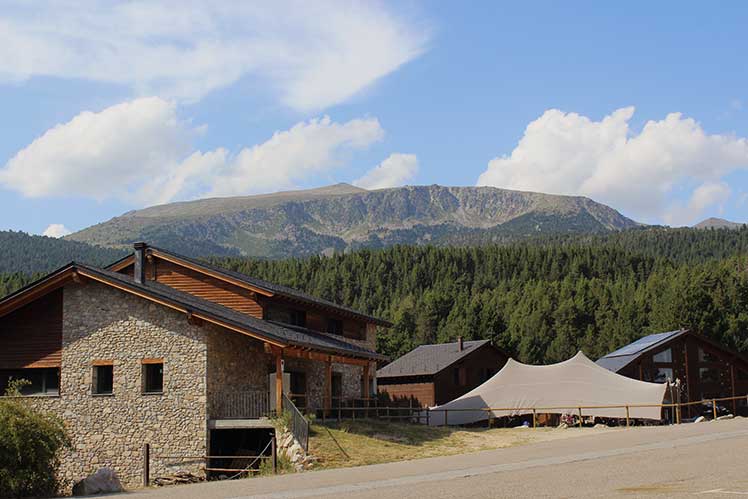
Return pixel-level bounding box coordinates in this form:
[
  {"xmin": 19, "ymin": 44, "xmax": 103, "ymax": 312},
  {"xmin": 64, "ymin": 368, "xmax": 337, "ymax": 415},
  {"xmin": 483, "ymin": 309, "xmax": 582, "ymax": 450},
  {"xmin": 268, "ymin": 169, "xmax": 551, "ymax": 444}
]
[{"xmin": 212, "ymin": 390, "xmax": 270, "ymax": 419}]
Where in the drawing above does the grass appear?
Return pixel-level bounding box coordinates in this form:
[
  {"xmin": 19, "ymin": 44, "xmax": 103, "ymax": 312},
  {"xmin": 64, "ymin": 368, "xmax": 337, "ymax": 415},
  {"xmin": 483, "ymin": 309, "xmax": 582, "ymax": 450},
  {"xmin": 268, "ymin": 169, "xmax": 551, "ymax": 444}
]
[{"xmin": 308, "ymin": 419, "xmax": 615, "ymax": 469}]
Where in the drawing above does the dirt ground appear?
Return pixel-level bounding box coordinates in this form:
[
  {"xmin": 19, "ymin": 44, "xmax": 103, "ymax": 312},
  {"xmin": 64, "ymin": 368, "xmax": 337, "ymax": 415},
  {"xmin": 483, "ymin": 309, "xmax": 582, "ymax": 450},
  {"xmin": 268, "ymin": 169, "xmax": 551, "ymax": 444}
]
[{"xmin": 309, "ymin": 419, "xmax": 622, "ymax": 469}]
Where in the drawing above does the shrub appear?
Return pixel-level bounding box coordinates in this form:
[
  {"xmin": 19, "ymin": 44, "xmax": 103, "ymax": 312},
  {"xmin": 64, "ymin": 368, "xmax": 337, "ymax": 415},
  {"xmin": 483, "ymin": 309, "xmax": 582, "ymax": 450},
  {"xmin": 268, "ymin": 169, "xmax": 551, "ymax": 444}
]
[{"xmin": 0, "ymin": 381, "xmax": 70, "ymax": 498}]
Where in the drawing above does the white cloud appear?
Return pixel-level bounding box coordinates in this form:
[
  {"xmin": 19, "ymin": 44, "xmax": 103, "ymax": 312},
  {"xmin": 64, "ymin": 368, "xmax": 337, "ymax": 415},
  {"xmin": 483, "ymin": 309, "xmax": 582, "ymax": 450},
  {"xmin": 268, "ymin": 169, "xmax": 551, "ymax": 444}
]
[
  {"xmin": 477, "ymin": 107, "xmax": 748, "ymax": 223},
  {"xmin": 0, "ymin": 1, "xmax": 429, "ymax": 110},
  {"xmin": 354, "ymin": 153, "xmax": 418, "ymax": 190},
  {"xmin": 42, "ymin": 224, "xmax": 71, "ymax": 238},
  {"xmin": 663, "ymin": 181, "xmax": 732, "ymax": 227},
  {"xmin": 208, "ymin": 116, "xmax": 385, "ymax": 197},
  {"xmin": 0, "ymin": 98, "xmax": 385, "ymax": 205}
]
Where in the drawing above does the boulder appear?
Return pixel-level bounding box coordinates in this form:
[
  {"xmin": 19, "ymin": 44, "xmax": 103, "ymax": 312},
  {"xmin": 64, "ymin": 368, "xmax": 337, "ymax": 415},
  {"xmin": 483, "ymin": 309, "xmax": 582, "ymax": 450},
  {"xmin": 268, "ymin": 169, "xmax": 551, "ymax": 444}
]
[
  {"xmin": 694, "ymin": 416, "xmax": 706, "ymax": 423},
  {"xmin": 72, "ymin": 467, "xmax": 123, "ymax": 496},
  {"xmin": 716, "ymin": 414, "xmax": 735, "ymax": 420}
]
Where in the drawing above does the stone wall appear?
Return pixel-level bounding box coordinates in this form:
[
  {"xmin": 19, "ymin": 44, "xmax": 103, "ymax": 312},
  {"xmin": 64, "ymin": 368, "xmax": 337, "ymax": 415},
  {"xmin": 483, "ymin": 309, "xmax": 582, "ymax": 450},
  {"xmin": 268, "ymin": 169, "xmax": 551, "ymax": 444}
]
[
  {"xmin": 206, "ymin": 328, "xmax": 271, "ymax": 418},
  {"xmin": 27, "ymin": 282, "xmax": 208, "ymax": 491}
]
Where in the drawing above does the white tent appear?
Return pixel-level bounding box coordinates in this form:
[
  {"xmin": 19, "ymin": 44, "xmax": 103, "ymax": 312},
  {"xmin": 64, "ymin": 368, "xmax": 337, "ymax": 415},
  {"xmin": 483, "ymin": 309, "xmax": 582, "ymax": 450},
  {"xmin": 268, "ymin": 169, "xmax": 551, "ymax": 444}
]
[{"xmin": 428, "ymin": 351, "xmax": 667, "ymax": 425}]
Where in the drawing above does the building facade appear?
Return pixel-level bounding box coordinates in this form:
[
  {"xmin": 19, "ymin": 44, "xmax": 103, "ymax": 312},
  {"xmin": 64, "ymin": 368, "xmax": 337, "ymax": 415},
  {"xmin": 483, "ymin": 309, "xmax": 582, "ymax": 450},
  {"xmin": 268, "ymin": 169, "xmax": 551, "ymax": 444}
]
[
  {"xmin": 377, "ymin": 339, "xmax": 509, "ymax": 407},
  {"xmin": 0, "ymin": 243, "xmax": 389, "ymax": 490},
  {"xmin": 597, "ymin": 330, "xmax": 748, "ymax": 417}
]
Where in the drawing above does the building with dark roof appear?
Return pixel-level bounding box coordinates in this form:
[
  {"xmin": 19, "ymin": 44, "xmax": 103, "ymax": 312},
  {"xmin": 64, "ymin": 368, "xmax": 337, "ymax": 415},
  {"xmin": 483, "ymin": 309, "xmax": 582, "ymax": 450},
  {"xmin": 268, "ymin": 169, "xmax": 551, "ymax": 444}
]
[
  {"xmin": 0, "ymin": 242, "xmax": 389, "ymax": 489},
  {"xmin": 377, "ymin": 338, "xmax": 509, "ymax": 407},
  {"xmin": 597, "ymin": 329, "xmax": 748, "ymax": 417}
]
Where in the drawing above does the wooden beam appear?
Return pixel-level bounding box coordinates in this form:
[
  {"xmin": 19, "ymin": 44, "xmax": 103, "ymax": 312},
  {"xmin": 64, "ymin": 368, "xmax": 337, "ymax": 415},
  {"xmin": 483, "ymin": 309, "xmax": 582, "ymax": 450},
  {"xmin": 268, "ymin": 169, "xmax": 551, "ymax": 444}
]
[
  {"xmin": 731, "ymin": 361, "xmax": 737, "ymax": 415},
  {"xmin": 275, "ymin": 349, "xmax": 284, "ymax": 415},
  {"xmin": 362, "ymin": 362, "xmax": 370, "ymax": 398},
  {"xmin": 324, "ymin": 358, "xmax": 332, "ymax": 416}
]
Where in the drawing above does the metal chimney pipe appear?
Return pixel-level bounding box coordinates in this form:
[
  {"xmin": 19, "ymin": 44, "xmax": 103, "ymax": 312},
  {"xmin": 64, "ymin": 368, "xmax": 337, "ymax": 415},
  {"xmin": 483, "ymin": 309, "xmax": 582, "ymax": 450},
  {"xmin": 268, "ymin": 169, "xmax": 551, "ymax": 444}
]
[
  {"xmin": 133, "ymin": 242, "xmax": 147, "ymax": 284},
  {"xmin": 458, "ymin": 336, "xmax": 463, "ymax": 351}
]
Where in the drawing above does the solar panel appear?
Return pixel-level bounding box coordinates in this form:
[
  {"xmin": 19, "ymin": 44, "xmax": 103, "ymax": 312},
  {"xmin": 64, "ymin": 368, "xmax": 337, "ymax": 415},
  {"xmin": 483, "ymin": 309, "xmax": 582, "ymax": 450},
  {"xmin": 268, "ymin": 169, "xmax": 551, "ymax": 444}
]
[{"xmin": 604, "ymin": 330, "xmax": 681, "ymax": 358}]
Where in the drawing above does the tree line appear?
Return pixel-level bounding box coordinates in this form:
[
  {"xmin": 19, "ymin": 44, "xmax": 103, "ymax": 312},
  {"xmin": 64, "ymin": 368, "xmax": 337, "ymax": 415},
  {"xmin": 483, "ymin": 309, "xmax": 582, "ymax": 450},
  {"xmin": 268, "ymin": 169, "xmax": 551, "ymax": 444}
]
[{"xmin": 1, "ymin": 227, "xmax": 747, "ymax": 364}]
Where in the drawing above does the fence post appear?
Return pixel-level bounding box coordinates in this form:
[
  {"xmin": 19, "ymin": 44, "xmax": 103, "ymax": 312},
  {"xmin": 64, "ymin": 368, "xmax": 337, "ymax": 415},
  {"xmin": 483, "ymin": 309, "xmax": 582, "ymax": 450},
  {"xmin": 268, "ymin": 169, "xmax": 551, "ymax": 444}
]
[
  {"xmin": 712, "ymin": 399, "xmax": 718, "ymax": 420},
  {"xmin": 426, "ymin": 407, "xmax": 430, "ymax": 426},
  {"xmin": 532, "ymin": 409, "xmax": 537, "ymax": 429},
  {"xmin": 272, "ymin": 434, "xmax": 278, "ymax": 475},
  {"xmin": 676, "ymin": 403, "xmax": 681, "ymax": 424},
  {"xmin": 625, "ymin": 406, "xmax": 630, "ymax": 428},
  {"xmin": 142, "ymin": 443, "xmax": 150, "ymax": 488},
  {"xmin": 445, "ymin": 409, "xmax": 448, "ymax": 427},
  {"xmin": 577, "ymin": 407, "xmax": 583, "ymax": 428}
]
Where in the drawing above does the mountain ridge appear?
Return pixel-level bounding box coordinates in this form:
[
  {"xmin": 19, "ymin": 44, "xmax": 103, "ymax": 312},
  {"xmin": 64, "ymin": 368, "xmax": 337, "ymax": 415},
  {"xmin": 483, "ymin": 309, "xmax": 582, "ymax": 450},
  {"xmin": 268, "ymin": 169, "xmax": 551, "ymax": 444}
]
[
  {"xmin": 694, "ymin": 217, "xmax": 745, "ymax": 229},
  {"xmin": 67, "ymin": 184, "xmax": 641, "ymax": 258}
]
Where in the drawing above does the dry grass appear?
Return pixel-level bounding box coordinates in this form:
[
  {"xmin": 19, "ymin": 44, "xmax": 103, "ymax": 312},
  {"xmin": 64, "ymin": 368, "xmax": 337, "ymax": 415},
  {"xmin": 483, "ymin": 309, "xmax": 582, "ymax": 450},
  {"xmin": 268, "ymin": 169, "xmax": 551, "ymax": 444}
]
[{"xmin": 309, "ymin": 419, "xmax": 619, "ymax": 469}]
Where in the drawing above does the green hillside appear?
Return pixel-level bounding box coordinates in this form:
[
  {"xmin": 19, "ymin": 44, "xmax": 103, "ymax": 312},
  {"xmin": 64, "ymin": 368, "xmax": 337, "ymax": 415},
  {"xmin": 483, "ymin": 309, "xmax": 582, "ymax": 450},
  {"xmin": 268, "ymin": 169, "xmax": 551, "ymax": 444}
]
[{"xmin": 67, "ymin": 184, "xmax": 639, "ymax": 258}]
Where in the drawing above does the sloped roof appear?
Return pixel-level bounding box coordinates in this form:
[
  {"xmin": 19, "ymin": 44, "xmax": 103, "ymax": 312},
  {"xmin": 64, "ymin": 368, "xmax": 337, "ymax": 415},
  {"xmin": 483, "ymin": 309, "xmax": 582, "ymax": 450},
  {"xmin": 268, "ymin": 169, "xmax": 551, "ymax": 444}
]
[
  {"xmin": 596, "ymin": 330, "xmax": 686, "ymax": 372},
  {"xmin": 0, "ymin": 262, "xmax": 384, "ymax": 361},
  {"xmin": 377, "ymin": 340, "xmax": 492, "ymax": 378},
  {"xmin": 108, "ymin": 245, "xmax": 392, "ymax": 327}
]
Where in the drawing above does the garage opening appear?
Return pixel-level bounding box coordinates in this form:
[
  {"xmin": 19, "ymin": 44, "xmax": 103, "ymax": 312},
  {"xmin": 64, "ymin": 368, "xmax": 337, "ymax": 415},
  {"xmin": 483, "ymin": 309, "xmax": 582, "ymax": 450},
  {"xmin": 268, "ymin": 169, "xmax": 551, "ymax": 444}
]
[{"xmin": 208, "ymin": 428, "xmax": 275, "ymax": 479}]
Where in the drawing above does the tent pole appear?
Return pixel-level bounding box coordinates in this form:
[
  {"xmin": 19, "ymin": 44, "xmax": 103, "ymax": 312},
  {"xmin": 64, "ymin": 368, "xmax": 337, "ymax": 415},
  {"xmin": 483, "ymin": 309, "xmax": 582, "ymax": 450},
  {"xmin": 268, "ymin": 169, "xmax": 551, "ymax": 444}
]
[
  {"xmin": 577, "ymin": 407, "xmax": 583, "ymax": 428},
  {"xmin": 625, "ymin": 406, "xmax": 630, "ymax": 428},
  {"xmin": 532, "ymin": 409, "xmax": 537, "ymax": 428}
]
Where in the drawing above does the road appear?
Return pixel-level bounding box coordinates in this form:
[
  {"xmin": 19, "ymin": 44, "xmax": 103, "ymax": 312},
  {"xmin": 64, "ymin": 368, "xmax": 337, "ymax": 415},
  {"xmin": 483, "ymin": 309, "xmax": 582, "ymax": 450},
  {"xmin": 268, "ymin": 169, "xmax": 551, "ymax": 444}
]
[{"xmin": 103, "ymin": 418, "xmax": 748, "ymax": 498}]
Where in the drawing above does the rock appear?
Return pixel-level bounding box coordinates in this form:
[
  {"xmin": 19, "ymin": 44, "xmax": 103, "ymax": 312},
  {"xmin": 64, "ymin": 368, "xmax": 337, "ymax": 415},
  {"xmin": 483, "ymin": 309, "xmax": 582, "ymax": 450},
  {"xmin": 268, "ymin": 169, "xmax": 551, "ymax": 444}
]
[
  {"xmin": 72, "ymin": 467, "xmax": 123, "ymax": 496},
  {"xmin": 557, "ymin": 423, "xmax": 568, "ymax": 429},
  {"xmin": 594, "ymin": 423, "xmax": 607, "ymax": 428},
  {"xmin": 716, "ymin": 414, "xmax": 735, "ymax": 420},
  {"xmin": 694, "ymin": 416, "xmax": 706, "ymax": 423}
]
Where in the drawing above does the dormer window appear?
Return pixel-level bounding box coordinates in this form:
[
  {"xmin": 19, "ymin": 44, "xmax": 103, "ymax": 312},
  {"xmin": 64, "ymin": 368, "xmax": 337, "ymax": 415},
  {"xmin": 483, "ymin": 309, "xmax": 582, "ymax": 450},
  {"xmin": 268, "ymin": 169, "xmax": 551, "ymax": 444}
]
[{"xmin": 265, "ymin": 305, "xmax": 306, "ymax": 327}]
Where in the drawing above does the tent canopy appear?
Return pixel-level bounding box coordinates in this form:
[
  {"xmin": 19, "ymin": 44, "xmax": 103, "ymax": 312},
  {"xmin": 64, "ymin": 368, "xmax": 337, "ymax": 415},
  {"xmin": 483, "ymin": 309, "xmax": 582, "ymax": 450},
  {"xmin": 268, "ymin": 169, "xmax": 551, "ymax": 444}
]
[{"xmin": 428, "ymin": 351, "xmax": 667, "ymax": 425}]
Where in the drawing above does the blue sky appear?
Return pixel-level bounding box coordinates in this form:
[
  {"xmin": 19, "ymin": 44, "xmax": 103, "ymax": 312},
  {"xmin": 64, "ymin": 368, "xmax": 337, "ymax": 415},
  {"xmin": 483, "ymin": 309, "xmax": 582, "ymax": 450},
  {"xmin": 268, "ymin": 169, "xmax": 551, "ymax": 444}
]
[{"xmin": 1, "ymin": 1, "xmax": 747, "ymax": 237}]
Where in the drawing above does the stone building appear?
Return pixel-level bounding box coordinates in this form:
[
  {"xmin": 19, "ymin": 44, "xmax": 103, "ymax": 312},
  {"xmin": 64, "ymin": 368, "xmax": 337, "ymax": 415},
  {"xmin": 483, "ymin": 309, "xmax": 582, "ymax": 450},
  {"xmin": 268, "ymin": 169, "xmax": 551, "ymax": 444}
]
[{"xmin": 0, "ymin": 243, "xmax": 389, "ymax": 490}]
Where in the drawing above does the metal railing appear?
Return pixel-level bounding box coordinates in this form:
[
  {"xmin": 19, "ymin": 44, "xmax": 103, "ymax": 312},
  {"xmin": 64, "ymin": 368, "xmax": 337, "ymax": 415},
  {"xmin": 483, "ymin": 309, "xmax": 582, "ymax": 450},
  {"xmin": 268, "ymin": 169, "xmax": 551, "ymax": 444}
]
[
  {"xmin": 282, "ymin": 393, "xmax": 310, "ymax": 452},
  {"xmin": 212, "ymin": 390, "xmax": 270, "ymax": 419}
]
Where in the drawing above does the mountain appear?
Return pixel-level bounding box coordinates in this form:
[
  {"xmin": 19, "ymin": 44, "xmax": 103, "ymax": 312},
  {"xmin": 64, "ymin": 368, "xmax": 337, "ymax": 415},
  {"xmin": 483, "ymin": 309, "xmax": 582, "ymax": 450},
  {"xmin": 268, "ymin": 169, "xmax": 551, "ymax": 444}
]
[
  {"xmin": 67, "ymin": 184, "xmax": 640, "ymax": 258},
  {"xmin": 694, "ymin": 217, "xmax": 745, "ymax": 229},
  {"xmin": 0, "ymin": 230, "xmax": 127, "ymax": 274}
]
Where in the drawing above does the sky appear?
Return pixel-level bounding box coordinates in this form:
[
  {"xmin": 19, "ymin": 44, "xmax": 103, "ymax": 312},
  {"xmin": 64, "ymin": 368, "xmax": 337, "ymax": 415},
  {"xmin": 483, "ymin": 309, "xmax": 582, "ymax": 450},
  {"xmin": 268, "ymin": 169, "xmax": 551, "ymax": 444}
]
[{"xmin": 1, "ymin": 1, "xmax": 747, "ymax": 237}]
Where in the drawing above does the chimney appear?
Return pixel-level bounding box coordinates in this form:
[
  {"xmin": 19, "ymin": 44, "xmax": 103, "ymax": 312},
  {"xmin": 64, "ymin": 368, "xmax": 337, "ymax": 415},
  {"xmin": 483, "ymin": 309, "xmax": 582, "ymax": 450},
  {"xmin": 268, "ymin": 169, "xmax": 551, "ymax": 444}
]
[
  {"xmin": 133, "ymin": 242, "xmax": 147, "ymax": 284},
  {"xmin": 458, "ymin": 336, "xmax": 463, "ymax": 351}
]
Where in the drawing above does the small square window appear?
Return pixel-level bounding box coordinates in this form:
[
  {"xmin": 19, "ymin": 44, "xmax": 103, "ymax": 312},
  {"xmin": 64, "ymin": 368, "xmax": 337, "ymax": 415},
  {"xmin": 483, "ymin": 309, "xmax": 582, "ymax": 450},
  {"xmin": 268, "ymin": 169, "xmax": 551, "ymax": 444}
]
[
  {"xmin": 92, "ymin": 365, "xmax": 113, "ymax": 395},
  {"xmin": 143, "ymin": 362, "xmax": 163, "ymax": 394},
  {"xmin": 326, "ymin": 318, "xmax": 343, "ymax": 335}
]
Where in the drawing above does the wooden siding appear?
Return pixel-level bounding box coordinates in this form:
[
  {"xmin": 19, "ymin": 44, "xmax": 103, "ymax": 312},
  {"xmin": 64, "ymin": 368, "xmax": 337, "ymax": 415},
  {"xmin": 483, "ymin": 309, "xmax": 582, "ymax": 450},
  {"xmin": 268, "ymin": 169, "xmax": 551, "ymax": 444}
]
[
  {"xmin": 378, "ymin": 382, "xmax": 435, "ymax": 407},
  {"xmin": 433, "ymin": 344, "xmax": 508, "ymax": 406},
  {"xmin": 120, "ymin": 260, "xmax": 264, "ymax": 318},
  {"xmin": 619, "ymin": 334, "xmax": 748, "ymax": 417},
  {"xmin": 0, "ymin": 288, "xmax": 62, "ymax": 369}
]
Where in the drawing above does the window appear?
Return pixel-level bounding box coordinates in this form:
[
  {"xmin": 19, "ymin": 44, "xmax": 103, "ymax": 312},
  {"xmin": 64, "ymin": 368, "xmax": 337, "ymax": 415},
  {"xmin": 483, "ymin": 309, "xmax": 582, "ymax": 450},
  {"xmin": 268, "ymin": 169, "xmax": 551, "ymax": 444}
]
[
  {"xmin": 142, "ymin": 361, "xmax": 163, "ymax": 394},
  {"xmin": 265, "ymin": 305, "xmax": 306, "ymax": 327},
  {"xmin": 699, "ymin": 367, "xmax": 720, "ymax": 383},
  {"xmin": 92, "ymin": 364, "xmax": 113, "ymax": 395},
  {"xmin": 652, "ymin": 348, "xmax": 672, "ymax": 363},
  {"xmin": 0, "ymin": 368, "xmax": 59, "ymax": 396},
  {"xmin": 326, "ymin": 318, "xmax": 343, "ymax": 336},
  {"xmin": 654, "ymin": 367, "xmax": 673, "ymax": 383},
  {"xmin": 699, "ymin": 347, "xmax": 719, "ymax": 363}
]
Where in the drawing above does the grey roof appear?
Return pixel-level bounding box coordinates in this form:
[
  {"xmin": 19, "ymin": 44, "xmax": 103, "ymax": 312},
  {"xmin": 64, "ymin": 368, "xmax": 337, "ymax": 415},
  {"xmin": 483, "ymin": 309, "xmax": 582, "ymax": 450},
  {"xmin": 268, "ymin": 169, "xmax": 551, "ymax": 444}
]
[
  {"xmin": 596, "ymin": 330, "xmax": 686, "ymax": 373},
  {"xmin": 111, "ymin": 246, "xmax": 391, "ymax": 327},
  {"xmin": 0, "ymin": 262, "xmax": 384, "ymax": 361},
  {"xmin": 377, "ymin": 340, "xmax": 491, "ymax": 378}
]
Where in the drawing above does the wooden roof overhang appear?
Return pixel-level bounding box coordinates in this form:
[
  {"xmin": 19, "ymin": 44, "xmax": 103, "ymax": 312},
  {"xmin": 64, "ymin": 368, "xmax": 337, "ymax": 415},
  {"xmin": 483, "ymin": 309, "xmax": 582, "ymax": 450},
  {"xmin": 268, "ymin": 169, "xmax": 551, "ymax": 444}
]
[
  {"xmin": 107, "ymin": 248, "xmax": 393, "ymax": 328},
  {"xmin": 0, "ymin": 264, "xmax": 381, "ymax": 367}
]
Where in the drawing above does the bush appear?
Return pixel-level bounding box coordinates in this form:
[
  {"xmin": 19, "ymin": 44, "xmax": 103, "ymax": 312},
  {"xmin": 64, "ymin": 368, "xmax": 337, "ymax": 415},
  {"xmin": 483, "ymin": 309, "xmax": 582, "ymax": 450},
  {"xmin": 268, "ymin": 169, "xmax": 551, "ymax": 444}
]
[{"xmin": 0, "ymin": 382, "xmax": 70, "ymax": 498}]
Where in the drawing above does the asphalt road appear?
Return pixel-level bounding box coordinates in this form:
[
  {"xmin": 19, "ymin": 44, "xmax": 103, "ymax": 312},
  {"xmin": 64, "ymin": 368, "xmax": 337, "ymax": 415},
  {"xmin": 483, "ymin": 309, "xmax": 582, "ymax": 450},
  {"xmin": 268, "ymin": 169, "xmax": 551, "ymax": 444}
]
[{"xmin": 101, "ymin": 418, "xmax": 748, "ymax": 499}]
